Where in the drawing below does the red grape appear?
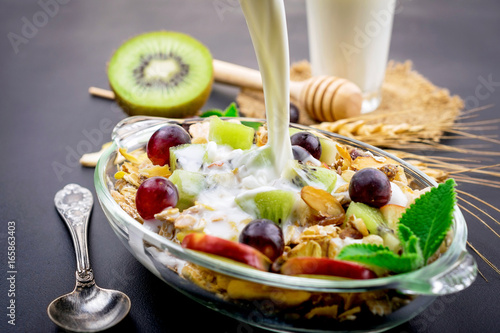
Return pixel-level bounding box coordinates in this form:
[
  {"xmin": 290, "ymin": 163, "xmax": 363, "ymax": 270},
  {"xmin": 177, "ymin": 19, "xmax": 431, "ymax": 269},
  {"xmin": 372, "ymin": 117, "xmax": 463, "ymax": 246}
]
[
  {"xmin": 290, "ymin": 102, "xmax": 300, "ymax": 123},
  {"xmin": 239, "ymin": 219, "xmax": 284, "ymax": 261},
  {"xmin": 349, "ymin": 168, "xmax": 391, "ymax": 208},
  {"xmin": 136, "ymin": 177, "xmax": 179, "ymax": 219},
  {"xmin": 147, "ymin": 125, "xmax": 191, "ymax": 166},
  {"xmin": 290, "ymin": 132, "xmax": 321, "ymax": 160}
]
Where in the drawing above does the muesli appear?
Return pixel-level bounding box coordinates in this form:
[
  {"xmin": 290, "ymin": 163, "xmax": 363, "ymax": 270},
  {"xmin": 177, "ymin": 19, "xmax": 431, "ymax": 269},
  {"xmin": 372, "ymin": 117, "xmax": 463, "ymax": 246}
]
[{"xmin": 110, "ymin": 117, "xmax": 455, "ymax": 321}]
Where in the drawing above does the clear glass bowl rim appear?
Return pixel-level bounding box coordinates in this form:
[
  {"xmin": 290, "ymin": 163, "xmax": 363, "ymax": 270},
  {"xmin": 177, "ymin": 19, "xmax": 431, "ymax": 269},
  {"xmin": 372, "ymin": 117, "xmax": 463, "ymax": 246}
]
[{"xmin": 94, "ymin": 116, "xmax": 470, "ymax": 294}]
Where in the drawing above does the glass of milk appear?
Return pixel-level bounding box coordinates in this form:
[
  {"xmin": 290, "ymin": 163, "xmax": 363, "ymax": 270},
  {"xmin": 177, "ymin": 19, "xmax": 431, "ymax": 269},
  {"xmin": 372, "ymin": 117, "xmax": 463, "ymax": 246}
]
[{"xmin": 306, "ymin": 0, "xmax": 396, "ymax": 113}]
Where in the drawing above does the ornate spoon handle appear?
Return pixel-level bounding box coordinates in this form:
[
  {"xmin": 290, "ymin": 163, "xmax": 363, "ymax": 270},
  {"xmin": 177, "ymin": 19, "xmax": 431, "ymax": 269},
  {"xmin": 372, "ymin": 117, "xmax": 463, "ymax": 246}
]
[{"xmin": 54, "ymin": 184, "xmax": 94, "ymax": 284}]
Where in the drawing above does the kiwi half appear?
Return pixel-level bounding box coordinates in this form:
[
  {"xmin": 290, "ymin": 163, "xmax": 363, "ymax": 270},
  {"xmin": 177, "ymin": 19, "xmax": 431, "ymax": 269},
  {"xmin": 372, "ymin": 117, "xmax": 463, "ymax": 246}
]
[{"xmin": 107, "ymin": 31, "xmax": 213, "ymax": 118}]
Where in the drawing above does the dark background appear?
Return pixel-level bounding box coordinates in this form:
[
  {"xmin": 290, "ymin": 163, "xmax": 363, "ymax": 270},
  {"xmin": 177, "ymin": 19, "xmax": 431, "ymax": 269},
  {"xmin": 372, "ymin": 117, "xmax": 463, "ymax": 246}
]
[{"xmin": 1, "ymin": 0, "xmax": 499, "ymax": 332}]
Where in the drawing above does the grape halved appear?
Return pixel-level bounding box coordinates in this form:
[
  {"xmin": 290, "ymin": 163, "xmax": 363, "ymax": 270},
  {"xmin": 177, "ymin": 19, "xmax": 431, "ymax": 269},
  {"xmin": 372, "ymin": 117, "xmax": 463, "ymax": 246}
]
[
  {"xmin": 136, "ymin": 177, "xmax": 179, "ymax": 219},
  {"xmin": 147, "ymin": 125, "xmax": 191, "ymax": 166}
]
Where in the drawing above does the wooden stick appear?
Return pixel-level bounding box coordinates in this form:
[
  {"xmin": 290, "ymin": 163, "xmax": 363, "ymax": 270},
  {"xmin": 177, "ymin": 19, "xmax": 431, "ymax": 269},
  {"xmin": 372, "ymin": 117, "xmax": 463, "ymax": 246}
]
[{"xmin": 89, "ymin": 86, "xmax": 115, "ymax": 100}]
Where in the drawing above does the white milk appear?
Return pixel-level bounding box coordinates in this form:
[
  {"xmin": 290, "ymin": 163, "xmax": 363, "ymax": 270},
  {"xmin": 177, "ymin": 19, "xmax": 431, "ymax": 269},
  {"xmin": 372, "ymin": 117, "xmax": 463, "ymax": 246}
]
[
  {"xmin": 239, "ymin": 0, "xmax": 293, "ymax": 174},
  {"xmin": 306, "ymin": 0, "xmax": 396, "ymax": 113}
]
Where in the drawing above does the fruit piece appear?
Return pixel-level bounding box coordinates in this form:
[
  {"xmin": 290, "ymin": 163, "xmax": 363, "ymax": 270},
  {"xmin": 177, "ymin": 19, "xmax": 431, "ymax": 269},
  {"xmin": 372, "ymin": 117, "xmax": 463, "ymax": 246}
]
[
  {"xmin": 169, "ymin": 143, "xmax": 208, "ymax": 172},
  {"xmin": 226, "ymin": 280, "xmax": 311, "ymax": 306},
  {"xmin": 292, "ymin": 145, "xmax": 312, "ymax": 162},
  {"xmin": 345, "ymin": 202, "xmax": 385, "ymax": 234},
  {"xmin": 345, "ymin": 202, "xmax": 400, "ymax": 251},
  {"xmin": 318, "ymin": 138, "xmax": 339, "ymax": 165},
  {"xmin": 290, "ymin": 102, "xmax": 300, "ymax": 123},
  {"xmin": 107, "ymin": 31, "xmax": 213, "ymax": 117},
  {"xmin": 147, "ymin": 125, "xmax": 191, "ymax": 166},
  {"xmin": 280, "ymin": 257, "xmax": 377, "ymax": 279},
  {"xmin": 181, "ymin": 233, "xmax": 271, "ymax": 271},
  {"xmin": 239, "ymin": 219, "xmax": 285, "ymax": 261},
  {"xmin": 380, "ymin": 204, "xmax": 406, "ymax": 231},
  {"xmin": 235, "ymin": 189, "xmax": 296, "ymax": 225},
  {"xmin": 208, "ymin": 117, "xmax": 255, "ymax": 150},
  {"xmin": 301, "ymin": 186, "xmax": 345, "ymax": 223},
  {"xmin": 283, "ymin": 160, "xmax": 337, "ymax": 192},
  {"xmin": 349, "ymin": 168, "xmax": 391, "ymax": 208},
  {"xmin": 231, "ymin": 145, "xmax": 273, "ymax": 176},
  {"xmin": 290, "ymin": 132, "xmax": 322, "ymax": 160},
  {"xmin": 135, "ymin": 177, "xmax": 179, "ymax": 219},
  {"xmin": 169, "ymin": 169, "xmax": 207, "ymax": 210}
]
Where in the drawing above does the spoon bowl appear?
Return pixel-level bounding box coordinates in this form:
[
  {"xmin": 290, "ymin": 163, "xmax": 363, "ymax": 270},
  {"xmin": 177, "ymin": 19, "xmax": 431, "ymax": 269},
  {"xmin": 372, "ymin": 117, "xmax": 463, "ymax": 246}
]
[
  {"xmin": 47, "ymin": 278, "xmax": 131, "ymax": 332},
  {"xmin": 48, "ymin": 184, "xmax": 131, "ymax": 332}
]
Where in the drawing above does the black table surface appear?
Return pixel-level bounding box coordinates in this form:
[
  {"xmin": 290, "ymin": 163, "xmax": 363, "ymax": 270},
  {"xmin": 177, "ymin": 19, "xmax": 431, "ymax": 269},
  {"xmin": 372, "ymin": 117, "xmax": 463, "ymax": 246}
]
[{"xmin": 1, "ymin": 1, "xmax": 499, "ymax": 332}]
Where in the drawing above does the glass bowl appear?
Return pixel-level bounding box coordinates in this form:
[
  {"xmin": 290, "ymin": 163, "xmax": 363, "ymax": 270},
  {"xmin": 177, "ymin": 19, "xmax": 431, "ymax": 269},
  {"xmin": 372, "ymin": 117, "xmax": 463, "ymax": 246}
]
[{"xmin": 95, "ymin": 116, "xmax": 477, "ymax": 332}]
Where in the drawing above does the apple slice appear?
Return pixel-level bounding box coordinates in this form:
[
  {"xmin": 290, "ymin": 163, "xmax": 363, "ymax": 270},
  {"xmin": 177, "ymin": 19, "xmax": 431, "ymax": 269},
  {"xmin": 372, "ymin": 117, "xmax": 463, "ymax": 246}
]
[
  {"xmin": 280, "ymin": 257, "xmax": 377, "ymax": 280},
  {"xmin": 380, "ymin": 204, "xmax": 406, "ymax": 231},
  {"xmin": 181, "ymin": 233, "xmax": 271, "ymax": 271}
]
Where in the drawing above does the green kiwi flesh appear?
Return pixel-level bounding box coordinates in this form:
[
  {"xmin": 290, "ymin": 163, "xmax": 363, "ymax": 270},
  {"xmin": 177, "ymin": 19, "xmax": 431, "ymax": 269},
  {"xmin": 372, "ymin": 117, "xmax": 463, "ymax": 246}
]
[{"xmin": 108, "ymin": 31, "xmax": 213, "ymax": 118}]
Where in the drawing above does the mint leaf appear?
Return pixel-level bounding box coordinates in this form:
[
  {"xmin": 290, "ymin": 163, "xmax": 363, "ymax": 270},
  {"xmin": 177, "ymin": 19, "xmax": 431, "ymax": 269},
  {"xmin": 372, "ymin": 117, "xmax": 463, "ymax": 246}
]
[
  {"xmin": 399, "ymin": 179, "xmax": 456, "ymax": 262},
  {"xmin": 223, "ymin": 102, "xmax": 239, "ymax": 117},
  {"xmin": 337, "ymin": 243, "xmax": 421, "ymax": 274},
  {"xmin": 200, "ymin": 109, "xmax": 224, "ymax": 117},
  {"xmin": 398, "ymin": 224, "xmax": 424, "ymax": 267},
  {"xmin": 200, "ymin": 102, "xmax": 240, "ymax": 118}
]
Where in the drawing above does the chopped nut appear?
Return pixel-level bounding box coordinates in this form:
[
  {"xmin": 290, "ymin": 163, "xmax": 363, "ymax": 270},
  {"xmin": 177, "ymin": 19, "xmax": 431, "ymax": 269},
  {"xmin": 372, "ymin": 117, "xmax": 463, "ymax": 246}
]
[
  {"xmin": 301, "ymin": 186, "xmax": 345, "ymax": 220},
  {"xmin": 378, "ymin": 164, "xmax": 399, "ymax": 181},
  {"xmin": 188, "ymin": 122, "xmax": 209, "ymax": 141},
  {"xmin": 287, "ymin": 240, "xmax": 322, "ymax": 258},
  {"xmin": 363, "ymin": 235, "xmax": 384, "ymax": 246},
  {"xmin": 348, "ymin": 216, "xmax": 369, "ymax": 237},
  {"xmin": 256, "ymin": 125, "xmax": 268, "ymax": 146},
  {"xmin": 339, "ymin": 226, "xmax": 363, "ymax": 240}
]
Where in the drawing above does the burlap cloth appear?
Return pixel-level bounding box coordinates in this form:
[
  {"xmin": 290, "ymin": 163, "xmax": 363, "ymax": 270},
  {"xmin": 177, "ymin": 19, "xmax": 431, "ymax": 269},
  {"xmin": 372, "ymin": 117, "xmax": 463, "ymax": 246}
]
[{"xmin": 237, "ymin": 60, "xmax": 464, "ymax": 143}]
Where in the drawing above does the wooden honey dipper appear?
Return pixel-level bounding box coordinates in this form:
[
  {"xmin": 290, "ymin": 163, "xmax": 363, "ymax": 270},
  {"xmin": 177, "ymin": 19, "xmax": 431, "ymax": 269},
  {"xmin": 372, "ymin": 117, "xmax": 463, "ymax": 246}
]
[
  {"xmin": 89, "ymin": 59, "xmax": 362, "ymax": 121},
  {"xmin": 212, "ymin": 59, "xmax": 362, "ymax": 121}
]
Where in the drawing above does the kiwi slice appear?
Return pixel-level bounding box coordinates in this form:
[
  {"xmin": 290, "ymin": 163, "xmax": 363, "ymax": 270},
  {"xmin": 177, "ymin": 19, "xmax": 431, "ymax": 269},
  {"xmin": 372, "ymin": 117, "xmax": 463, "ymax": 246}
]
[
  {"xmin": 208, "ymin": 117, "xmax": 255, "ymax": 150},
  {"xmin": 345, "ymin": 202, "xmax": 400, "ymax": 251},
  {"xmin": 169, "ymin": 169, "xmax": 207, "ymax": 211},
  {"xmin": 107, "ymin": 31, "xmax": 213, "ymax": 117},
  {"xmin": 235, "ymin": 189, "xmax": 296, "ymax": 224},
  {"xmin": 170, "ymin": 143, "xmax": 209, "ymax": 172},
  {"xmin": 282, "ymin": 160, "xmax": 337, "ymax": 192}
]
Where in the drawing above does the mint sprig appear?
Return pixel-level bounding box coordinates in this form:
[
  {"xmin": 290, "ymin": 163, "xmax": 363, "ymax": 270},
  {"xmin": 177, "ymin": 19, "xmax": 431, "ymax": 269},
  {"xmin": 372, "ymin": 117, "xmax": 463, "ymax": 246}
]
[
  {"xmin": 400, "ymin": 179, "xmax": 456, "ymax": 261},
  {"xmin": 337, "ymin": 179, "xmax": 456, "ymax": 274}
]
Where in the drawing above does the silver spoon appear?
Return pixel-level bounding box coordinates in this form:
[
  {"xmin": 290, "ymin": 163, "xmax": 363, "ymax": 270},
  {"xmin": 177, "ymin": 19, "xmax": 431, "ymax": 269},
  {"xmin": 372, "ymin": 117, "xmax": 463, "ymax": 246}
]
[{"xmin": 48, "ymin": 184, "xmax": 131, "ymax": 332}]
